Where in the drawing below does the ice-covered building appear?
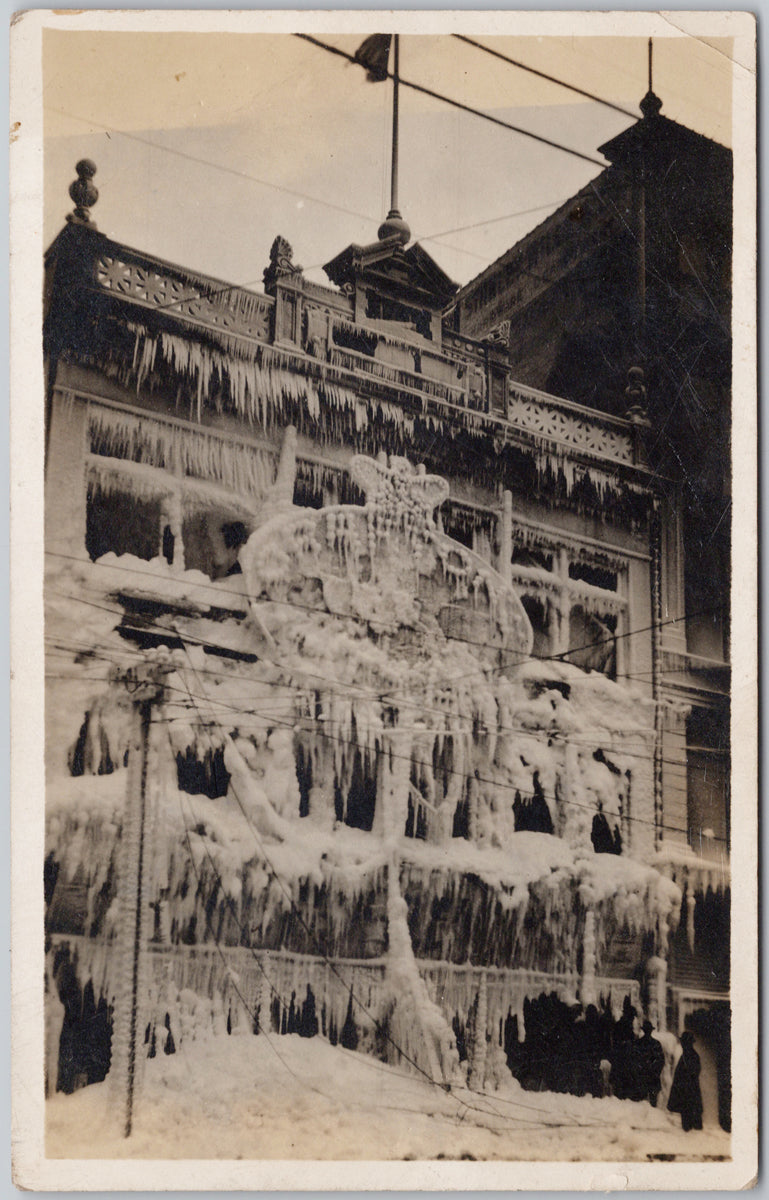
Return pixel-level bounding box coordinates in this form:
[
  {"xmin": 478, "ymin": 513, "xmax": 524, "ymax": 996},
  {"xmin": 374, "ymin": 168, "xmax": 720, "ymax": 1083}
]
[{"xmin": 44, "ymin": 161, "xmax": 724, "ymax": 1109}]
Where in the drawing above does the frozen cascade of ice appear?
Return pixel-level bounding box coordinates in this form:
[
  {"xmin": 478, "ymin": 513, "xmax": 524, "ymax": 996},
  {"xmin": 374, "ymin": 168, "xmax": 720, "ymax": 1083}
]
[
  {"xmin": 46, "ymin": 452, "xmax": 681, "ymax": 1090},
  {"xmin": 75, "ymin": 317, "xmax": 652, "ymax": 520}
]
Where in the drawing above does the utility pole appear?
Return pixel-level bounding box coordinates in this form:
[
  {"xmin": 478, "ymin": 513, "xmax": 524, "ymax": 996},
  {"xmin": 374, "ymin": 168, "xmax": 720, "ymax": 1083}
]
[{"xmin": 110, "ymin": 654, "xmax": 170, "ymax": 1138}]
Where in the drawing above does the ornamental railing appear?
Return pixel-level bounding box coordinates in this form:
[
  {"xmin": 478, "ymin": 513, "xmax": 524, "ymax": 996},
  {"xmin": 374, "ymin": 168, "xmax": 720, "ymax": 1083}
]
[{"xmin": 63, "ymin": 229, "xmax": 641, "ymax": 472}]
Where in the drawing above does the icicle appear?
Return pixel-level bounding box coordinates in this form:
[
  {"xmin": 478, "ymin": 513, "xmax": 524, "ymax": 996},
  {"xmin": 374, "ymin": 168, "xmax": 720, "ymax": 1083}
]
[
  {"xmin": 87, "ymin": 402, "xmax": 276, "ymax": 498},
  {"xmin": 467, "ymin": 969, "xmax": 488, "ymax": 1089},
  {"xmin": 580, "ymin": 910, "xmax": 597, "ymax": 1007}
]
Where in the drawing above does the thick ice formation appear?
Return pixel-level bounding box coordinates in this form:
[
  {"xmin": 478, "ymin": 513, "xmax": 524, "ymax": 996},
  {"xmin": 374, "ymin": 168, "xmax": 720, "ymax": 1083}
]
[{"xmin": 46, "ymin": 451, "xmax": 680, "ymax": 1089}]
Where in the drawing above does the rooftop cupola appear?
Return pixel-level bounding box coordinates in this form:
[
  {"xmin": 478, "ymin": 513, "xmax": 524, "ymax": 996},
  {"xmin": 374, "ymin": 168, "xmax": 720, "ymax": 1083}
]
[{"xmin": 324, "ymin": 34, "xmax": 456, "ymax": 343}]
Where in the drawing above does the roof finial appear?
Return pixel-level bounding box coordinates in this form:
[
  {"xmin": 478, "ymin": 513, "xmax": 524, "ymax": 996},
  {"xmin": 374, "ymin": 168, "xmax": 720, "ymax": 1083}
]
[
  {"xmin": 66, "ymin": 159, "xmax": 98, "ymax": 227},
  {"xmin": 639, "ymin": 39, "xmax": 662, "ymax": 119}
]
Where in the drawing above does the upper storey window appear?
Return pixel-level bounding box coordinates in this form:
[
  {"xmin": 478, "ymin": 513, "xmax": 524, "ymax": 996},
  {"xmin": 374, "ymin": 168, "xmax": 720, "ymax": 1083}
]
[
  {"xmin": 84, "ymin": 401, "xmax": 271, "ymax": 579},
  {"xmin": 365, "ymin": 292, "xmax": 432, "ymax": 341},
  {"xmin": 509, "ymin": 535, "xmax": 627, "ymax": 679}
]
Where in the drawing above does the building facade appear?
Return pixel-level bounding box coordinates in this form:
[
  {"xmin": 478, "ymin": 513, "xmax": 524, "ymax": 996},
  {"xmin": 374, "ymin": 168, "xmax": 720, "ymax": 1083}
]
[{"xmin": 43, "ymin": 160, "xmax": 726, "ymax": 1118}]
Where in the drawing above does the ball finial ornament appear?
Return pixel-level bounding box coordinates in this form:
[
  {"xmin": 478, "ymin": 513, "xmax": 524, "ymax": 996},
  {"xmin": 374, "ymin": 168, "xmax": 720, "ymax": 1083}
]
[
  {"xmin": 377, "ymin": 209, "xmax": 410, "ymax": 246},
  {"xmin": 67, "ymin": 159, "xmax": 99, "ymax": 226}
]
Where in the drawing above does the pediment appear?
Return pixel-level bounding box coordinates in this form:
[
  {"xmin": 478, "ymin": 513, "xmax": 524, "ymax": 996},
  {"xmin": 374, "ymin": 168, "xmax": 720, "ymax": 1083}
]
[{"xmin": 324, "ymin": 238, "xmax": 457, "ymax": 311}]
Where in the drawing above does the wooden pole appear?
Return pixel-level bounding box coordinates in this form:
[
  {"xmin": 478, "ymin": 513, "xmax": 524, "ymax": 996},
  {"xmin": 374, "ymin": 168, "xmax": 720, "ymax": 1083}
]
[{"xmin": 111, "ymin": 661, "xmax": 167, "ymax": 1138}]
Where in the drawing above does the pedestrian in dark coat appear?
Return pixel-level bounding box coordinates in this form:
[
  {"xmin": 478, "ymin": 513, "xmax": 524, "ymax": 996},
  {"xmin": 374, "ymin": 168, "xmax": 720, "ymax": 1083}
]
[
  {"xmin": 667, "ymin": 1032, "xmax": 703, "ymax": 1130},
  {"xmin": 635, "ymin": 1020, "xmax": 665, "ymax": 1106}
]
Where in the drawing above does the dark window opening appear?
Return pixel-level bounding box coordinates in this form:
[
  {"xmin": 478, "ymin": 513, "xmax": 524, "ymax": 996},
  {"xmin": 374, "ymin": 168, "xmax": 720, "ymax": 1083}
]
[
  {"xmin": 688, "ymin": 704, "xmax": 730, "ymax": 753},
  {"xmin": 365, "ymin": 293, "xmax": 432, "ymax": 340},
  {"xmin": 405, "ymin": 793, "xmax": 428, "ymax": 840},
  {"xmin": 568, "ymin": 561, "xmax": 618, "ymax": 591},
  {"xmin": 433, "ymin": 736, "xmax": 454, "ymax": 798},
  {"xmin": 512, "ymin": 546, "xmax": 553, "ymax": 571},
  {"xmin": 441, "ymin": 510, "xmax": 474, "ymax": 549},
  {"xmin": 452, "ymin": 1015, "xmax": 468, "ymax": 1062},
  {"xmin": 222, "ymin": 521, "xmax": 248, "ymax": 550},
  {"xmin": 332, "ymin": 323, "xmax": 378, "ymax": 356},
  {"xmin": 176, "ymin": 745, "xmax": 230, "ymax": 799},
  {"xmin": 452, "ymin": 797, "xmax": 470, "ymax": 839},
  {"xmin": 293, "ymin": 467, "xmax": 365, "ymax": 511},
  {"xmin": 335, "ymin": 751, "xmax": 377, "ymax": 831},
  {"xmin": 162, "ymin": 524, "xmax": 175, "ymax": 564},
  {"xmin": 44, "ymin": 852, "xmax": 60, "ymax": 908},
  {"xmin": 182, "ymin": 511, "xmax": 249, "ymax": 580},
  {"xmin": 686, "ymin": 703, "xmax": 729, "ymax": 852},
  {"xmin": 520, "ymin": 595, "xmax": 550, "ymax": 658},
  {"xmin": 51, "ymin": 948, "xmax": 112, "ymax": 1094},
  {"xmin": 293, "ymin": 479, "xmax": 325, "ymax": 510},
  {"xmin": 591, "ymin": 806, "xmax": 622, "ymax": 855},
  {"xmin": 86, "ymin": 486, "xmax": 160, "ymax": 562},
  {"xmin": 490, "ymin": 368, "xmax": 506, "ymax": 415},
  {"xmin": 687, "ymin": 749, "xmax": 729, "ymax": 852},
  {"xmin": 513, "ymin": 774, "xmax": 553, "ymax": 834}
]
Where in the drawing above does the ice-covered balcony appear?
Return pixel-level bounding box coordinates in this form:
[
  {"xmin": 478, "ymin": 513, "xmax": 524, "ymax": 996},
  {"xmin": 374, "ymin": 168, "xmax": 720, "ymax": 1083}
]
[{"xmin": 45, "ymin": 223, "xmax": 653, "ymax": 486}]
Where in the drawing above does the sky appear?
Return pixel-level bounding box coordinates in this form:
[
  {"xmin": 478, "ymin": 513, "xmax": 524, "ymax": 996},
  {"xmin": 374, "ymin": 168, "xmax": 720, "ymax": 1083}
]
[{"xmin": 43, "ymin": 21, "xmax": 737, "ymax": 290}]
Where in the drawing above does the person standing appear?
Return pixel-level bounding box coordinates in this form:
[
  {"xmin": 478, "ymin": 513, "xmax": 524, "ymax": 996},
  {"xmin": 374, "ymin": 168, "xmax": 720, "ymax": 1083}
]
[
  {"xmin": 667, "ymin": 1031, "xmax": 704, "ymax": 1131},
  {"xmin": 635, "ymin": 1019, "xmax": 665, "ymax": 1106}
]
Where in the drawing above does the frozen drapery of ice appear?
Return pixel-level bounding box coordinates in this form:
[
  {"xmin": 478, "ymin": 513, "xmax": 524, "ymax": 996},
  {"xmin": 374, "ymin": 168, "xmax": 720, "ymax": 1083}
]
[
  {"xmin": 46, "ymin": 451, "xmax": 678, "ymax": 1088},
  {"xmin": 66, "ymin": 315, "xmax": 651, "ymax": 517},
  {"xmin": 86, "ymin": 457, "xmax": 259, "ymax": 522},
  {"xmin": 87, "ymin": 402, "xmax": 277, "ymax": 499}
]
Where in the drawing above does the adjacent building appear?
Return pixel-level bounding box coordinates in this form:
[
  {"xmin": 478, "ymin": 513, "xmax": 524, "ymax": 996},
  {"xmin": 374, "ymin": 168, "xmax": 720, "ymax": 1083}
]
[{"xmin": 451, "ymin": 89, "xmax": 731, "ymax": 1122}]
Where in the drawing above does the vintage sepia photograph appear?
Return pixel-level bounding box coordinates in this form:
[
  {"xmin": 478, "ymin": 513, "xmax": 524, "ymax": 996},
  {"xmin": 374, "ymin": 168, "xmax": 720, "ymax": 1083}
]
[{"xmin": 11, "ymin": 9, "xmax": 757, "ymax": 1190}]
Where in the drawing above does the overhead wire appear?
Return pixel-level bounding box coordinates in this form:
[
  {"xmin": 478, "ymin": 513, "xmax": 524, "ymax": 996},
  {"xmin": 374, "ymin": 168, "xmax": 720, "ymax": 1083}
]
[
  {"xmin": 155, "ymin": 662, "xmax": 729, "ymax": 845},
  {"xmin": 43, "ymin": 549, "xmax": 728, "ymax": 697},
  {"xmin": 45, "ymin": 107, "xmax": 574, "ymax": 292},
  {"xmin": 451, "ymin": 35, "xmax": 638, "ymax": 119},
  {"xmin": 48, "ymin": 40, "xmax": 726, "ymax": 346},
  {"xmin": 45, "ymin": 632, "xmax": 730, "ymax": 779},
  {"xmin": 295, "ymin": 34, "xmax": 608, "ymax": 171},
  {"xmin": 46, "ymin": 577, "xmax": 729, "ymax": 761},
  {"xmin": 44, "ymin": 583, "xmax": 730, "ymax": 784},
  {"xmin": 46, "ymin": 106, "xmax": 377, "ymax": 227}
]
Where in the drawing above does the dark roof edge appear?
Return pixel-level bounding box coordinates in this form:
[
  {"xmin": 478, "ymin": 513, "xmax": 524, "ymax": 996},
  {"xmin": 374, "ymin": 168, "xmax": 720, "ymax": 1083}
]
[
  {"xmin": 598, "ymin": 111, "xmax": 732, "ymax": 159},
  {"xmin": 452, "ymin": 112, "xmax": 732, "ymax": 307},
  {"xmin": 450, "ymin": 168, "xmax": 609, "ymax": 304}
]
